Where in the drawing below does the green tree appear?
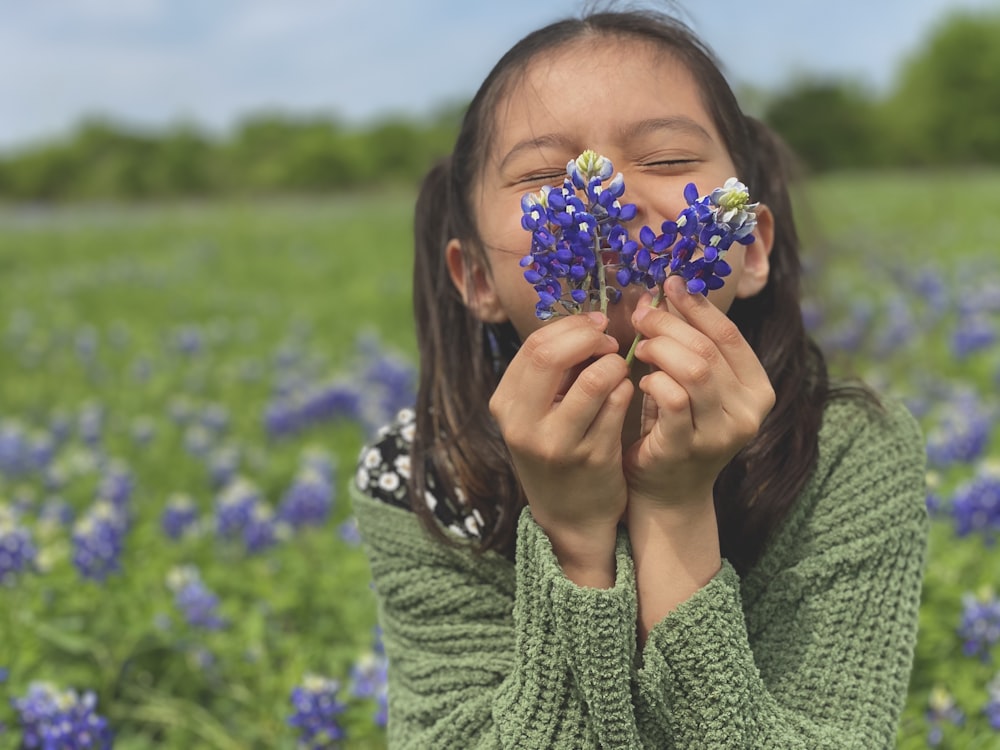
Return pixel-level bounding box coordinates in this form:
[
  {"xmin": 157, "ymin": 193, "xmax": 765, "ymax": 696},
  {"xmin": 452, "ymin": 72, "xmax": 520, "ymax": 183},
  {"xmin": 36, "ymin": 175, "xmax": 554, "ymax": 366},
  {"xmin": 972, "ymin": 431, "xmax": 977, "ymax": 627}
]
[
  {"xmin": 884, "ymin": 8, "xmax": 1000, "ymax": 165},
  {"xmin": 763, "ymin": 80, "xmax": 882, "ymax": 172}
]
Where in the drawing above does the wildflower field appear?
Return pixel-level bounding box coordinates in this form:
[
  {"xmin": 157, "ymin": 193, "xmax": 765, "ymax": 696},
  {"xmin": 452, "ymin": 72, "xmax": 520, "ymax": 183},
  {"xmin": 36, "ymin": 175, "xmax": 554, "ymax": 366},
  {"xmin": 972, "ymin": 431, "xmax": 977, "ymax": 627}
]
[{"xmin": 0, "ymin": 171, "xmax": 998, "ymax": 748}]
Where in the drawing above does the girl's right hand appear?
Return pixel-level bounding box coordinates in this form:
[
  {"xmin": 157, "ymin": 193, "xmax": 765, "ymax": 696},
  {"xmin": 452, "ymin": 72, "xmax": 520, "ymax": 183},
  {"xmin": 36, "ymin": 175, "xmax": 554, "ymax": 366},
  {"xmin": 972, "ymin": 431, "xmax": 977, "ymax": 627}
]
[{"xmin": 489, "ymin": 312, "xmax": 633, "ymax": 586}]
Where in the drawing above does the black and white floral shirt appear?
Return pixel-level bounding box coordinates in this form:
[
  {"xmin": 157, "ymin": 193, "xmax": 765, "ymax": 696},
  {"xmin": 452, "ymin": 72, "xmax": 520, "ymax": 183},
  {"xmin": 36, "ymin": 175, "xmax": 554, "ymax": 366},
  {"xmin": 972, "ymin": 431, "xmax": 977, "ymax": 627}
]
[{"xmin": 354, "ymin": 407, "xmax": 486, "ymax": 540}]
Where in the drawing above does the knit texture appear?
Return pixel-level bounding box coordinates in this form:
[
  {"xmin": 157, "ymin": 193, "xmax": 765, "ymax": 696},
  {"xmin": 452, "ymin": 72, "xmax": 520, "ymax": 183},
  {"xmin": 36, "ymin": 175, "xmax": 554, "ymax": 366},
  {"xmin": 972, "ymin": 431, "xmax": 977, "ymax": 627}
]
[{"xmin": 351, "ymin": 396, "xmax": 928, "ymax": 749}]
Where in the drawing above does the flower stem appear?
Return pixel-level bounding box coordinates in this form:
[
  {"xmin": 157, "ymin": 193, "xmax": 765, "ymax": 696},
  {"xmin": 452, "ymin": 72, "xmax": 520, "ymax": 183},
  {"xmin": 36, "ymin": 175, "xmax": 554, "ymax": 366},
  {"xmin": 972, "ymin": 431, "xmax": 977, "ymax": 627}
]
[
  {"xmin": 597, "ymin": 235, "xmax": 609, "ymax": 316},
  {"xmin": 624, "ymin": 288, "xmax": 664, "ymax": 367}
]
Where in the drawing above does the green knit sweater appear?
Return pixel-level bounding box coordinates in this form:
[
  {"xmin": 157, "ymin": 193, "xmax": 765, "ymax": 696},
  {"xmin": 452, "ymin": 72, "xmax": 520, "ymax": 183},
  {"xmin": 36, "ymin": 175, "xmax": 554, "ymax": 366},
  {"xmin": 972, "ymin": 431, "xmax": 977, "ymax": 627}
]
[{"xmin": 351, "ymin": 396, "xmax": 928, "ymax": 749}]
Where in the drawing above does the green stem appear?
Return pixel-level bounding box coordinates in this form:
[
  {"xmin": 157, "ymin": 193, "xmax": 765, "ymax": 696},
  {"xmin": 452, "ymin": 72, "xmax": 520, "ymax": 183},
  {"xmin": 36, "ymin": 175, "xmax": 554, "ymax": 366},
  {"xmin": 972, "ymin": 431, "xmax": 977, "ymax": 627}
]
[
  {"xmin": 597, "ymin": 234, "xmax": 609, "ymax": 316},
  {"xmin": 624, "ymin": 288, "xmax": 664, "ymax": 367}
]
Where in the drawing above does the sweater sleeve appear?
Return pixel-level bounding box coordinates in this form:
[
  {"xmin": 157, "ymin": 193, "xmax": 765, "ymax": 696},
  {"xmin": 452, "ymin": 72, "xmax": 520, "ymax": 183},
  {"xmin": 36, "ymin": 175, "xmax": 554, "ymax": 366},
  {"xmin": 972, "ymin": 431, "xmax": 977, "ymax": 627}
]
[
  {"xmin": 351, "ymin": 485, "xmax": 643, "ymax": 749},
  {"xmin": 633, "ymin": 397, "xmax": 929, "ymax": 749}
]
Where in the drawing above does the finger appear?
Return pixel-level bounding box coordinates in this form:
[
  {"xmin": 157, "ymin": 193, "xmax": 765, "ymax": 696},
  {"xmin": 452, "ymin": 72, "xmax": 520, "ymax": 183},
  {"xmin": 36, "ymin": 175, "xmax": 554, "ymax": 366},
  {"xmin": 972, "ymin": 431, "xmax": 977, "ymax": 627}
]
[
  {"xmin": 659, "ymin": 275, "xmax": 767, "ymax": 384},
  {"xmin": 557, "ymin": 353, "xmax": 630, "ymax": 440},
  {"xmin": 632, "ymin": 334, "xmax": 732, "ymax": 423},
  {"xmin": 633, "ymin": 369, "xmax": 694, "ymax": 455},
  {"xmin": 492, "ymin": 313, "xmax": 619, "ymax": 417}
]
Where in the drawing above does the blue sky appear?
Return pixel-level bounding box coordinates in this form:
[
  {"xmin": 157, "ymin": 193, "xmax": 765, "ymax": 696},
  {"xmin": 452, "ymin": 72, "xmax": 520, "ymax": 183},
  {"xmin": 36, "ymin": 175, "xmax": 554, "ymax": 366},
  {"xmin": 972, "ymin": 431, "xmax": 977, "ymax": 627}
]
[{"xmin": 1, "ymin": 0, "xmax": 996, "ymax": 149}]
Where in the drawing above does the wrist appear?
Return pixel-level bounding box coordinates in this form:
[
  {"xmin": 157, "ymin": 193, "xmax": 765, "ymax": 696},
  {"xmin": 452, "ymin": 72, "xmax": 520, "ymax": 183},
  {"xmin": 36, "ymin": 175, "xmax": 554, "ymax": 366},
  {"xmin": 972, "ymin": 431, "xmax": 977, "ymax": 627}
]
[{"xmin": 530, "ymin": 512, "xmax": 618, "ymax": 589}]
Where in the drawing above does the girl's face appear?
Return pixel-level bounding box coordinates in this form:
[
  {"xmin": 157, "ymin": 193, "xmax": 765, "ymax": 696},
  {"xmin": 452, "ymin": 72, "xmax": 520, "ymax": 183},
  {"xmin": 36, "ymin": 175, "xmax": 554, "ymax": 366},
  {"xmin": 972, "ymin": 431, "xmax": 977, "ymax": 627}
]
[{"xmin": 458, "ymin": 38, "xmax": 772, "ymax": 350}]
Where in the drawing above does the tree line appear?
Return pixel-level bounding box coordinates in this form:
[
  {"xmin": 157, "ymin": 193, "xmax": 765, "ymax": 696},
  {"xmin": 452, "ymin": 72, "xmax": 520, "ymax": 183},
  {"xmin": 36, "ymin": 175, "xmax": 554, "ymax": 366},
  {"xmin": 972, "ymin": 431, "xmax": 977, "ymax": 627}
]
[{"xmin": 0, "ymin": 8, "xmax": 997, "ymax": 202}]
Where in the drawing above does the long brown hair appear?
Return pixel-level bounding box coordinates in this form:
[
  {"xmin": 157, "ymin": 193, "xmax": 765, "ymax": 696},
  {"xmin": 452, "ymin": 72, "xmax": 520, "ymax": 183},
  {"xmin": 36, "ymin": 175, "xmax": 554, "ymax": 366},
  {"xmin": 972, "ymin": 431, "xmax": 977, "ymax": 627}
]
[{"xmin": 410, "ymin": 9, "xmax": 852, "ymax": 574}]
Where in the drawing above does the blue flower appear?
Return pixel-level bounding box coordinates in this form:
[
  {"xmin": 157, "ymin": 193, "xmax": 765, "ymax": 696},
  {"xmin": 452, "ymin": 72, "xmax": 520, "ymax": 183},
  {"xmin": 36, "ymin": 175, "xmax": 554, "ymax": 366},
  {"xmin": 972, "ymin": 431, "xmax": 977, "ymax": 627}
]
[
  {"xmin": 958, "ymin": 588, "xmax": 1000, "ymax": 661},
  {"xmin": 214, "ymin": 477, "xmax": 261, "ymax": 540},
  {"xmin": 11, "ymin": 681, "xmax": 113, "ymax": 749},
  {"xmin": 951, "ymin": 464, "xmax": 1000, "ymax": 542},
  {"xmin": 288, "ymin": 675, "xmax": 347, "ymax": 748},
  {"xmin": 279, "ymin": 468, "xmax": 334, "ymax": 529},
  {"xmin": 72, "ymin": 502, "xmax": 126, "ymax": 583},
  {"xmin": 167, "ymin": 566, "xmax": 226, "ymax": 630},
  {"xmin": 985, "ymin": 673, "xmax": 1000, "ymax": 731},
  {"xmin": 161, "ymin": 494, "xmax": 198, "ymax": 540},
  {"xmin": 925, "ymin": 686, "xmax": 964, "ymax": 747},
  {"xmin": 243, "ymin": 503, "xmax": 284, "ymax": 555},
  {"xmin": 520, "ymin": 154, "xmax": 758, "ymax": 320},
  {"xmin": 0, "ymin": 505, "xmax": 36, "ymax": 584}
]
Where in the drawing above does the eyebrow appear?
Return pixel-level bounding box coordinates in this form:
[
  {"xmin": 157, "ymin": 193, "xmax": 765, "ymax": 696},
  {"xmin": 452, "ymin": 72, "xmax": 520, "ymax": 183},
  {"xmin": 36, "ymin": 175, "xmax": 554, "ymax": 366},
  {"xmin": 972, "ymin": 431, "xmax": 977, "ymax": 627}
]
[
  {"xmin": 498, "ymin": 132, "xmax": 577, "ymax": 173},
  {"xmin": 499, "ymin": 116, "xmax": 713, "ymax": 173},
  {"xmin": 619, "ymin": 116, "xmax": 713, "ymax": 143}
]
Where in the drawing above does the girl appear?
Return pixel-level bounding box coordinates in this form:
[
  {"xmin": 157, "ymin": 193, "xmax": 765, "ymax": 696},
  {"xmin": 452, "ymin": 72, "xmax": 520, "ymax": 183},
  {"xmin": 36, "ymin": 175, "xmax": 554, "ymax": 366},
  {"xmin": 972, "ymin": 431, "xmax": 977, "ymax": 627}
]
[{"xmin": 352, "ymin": 8, "xmax": 928, "ymax": 748}]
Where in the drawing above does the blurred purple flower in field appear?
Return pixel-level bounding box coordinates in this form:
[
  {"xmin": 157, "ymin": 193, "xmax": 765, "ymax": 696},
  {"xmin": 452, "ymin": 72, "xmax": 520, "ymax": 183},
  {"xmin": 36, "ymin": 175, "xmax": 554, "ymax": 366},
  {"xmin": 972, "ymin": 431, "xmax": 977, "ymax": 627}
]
[
  {"xmin": 925, "ymin": 686, "xmax": 964, "ymax": 747},
  {"xmin": 958, "ymin": 588, "xmax": 1000, "ymax": 661},
  {"xmin": 207, "ymin": 445, "xmax": 241, "ymax": 488},
  {"xmin": 871, "ymin": 296, "xmax": 916, "ymax": 356},
  {"xmin": 243, "ymin": 503, "xmax": 284, "ymax": 554},
  {"xmin": 214, "ymin": 477, "xmax": 261, "ymax": 540},
  {"xmin": 952, "ymin": 464, "xmax": 1000, "ymax": 543},
  {"xmin": 161, "ymin": 494, "xmax": 198, "ymax": 540},
  {"xmin": 38, "ymin": 498, "xmax": 74, "ymax": 527},
  {"xmin": 0, "ymin": 505, "xmax": 37, "ymax": 584},
  {"xmin": 167, "ymin": 565, "xmax": 226, "ymax": 630},
  {"xmin": 72, "ymin": 502, "xmax": 126, "ymax": 583},
  {"xmin": 11, "ymin": 681, "xmax": 113, "ymax": 749},
  {"xmin": 338, "ymin": 517, "xmax": 361, "ymax": 546},
  {"xmin": 350, "ymin": 634, "xmax": 389, "ymax": 729},
  {"xmin": 288, "ymin": 675, "xmax": 347, "ymax": 749},
  {"xmin": 0, "ymin": 420, "xmax": 28, "ymax": 477},
  {"xmin": 77, "ymin": 403, "xmax": 104, "ymax": 446},
  {"xmin": 279, "ymin": 468, "xmax": 334, "ymax": 529},
  {"xmin": 926, "ymin": 392, "xmax": 993, "ymax": 469},
  {"xmin": 951, "ymin": 313, "xmax": 997, "ymax": 359},
  {"xmin": 985, "ymin": 673, "xmax": 1000, "ymax": 731},
  {"xmin": 97, "ymin": 461, "xmax": 133, "ymax": 513}
]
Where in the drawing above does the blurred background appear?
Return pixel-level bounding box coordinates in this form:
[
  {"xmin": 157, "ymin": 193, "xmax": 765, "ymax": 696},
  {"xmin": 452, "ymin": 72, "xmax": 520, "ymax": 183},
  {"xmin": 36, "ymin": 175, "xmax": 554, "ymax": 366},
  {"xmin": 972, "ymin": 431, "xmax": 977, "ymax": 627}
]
[
  {"xmin": 2, "ymin": 0, "xmax": 999, "ymax": 199},
  {"xmin": 1, "ymin": 2, "xmax": 999, "ymax": 749}
]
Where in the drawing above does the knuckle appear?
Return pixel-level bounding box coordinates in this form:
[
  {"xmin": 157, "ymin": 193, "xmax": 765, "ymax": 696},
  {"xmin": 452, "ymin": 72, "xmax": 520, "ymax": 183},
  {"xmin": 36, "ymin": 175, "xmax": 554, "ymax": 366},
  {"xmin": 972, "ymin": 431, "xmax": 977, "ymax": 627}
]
[
  {"xmin": 685, "ymin": 359, "xmax": 712, "ymax": 386},
  {"xmin": 575, "ymin": 368, "xmax": 607, "ymax": 399},
  {"xmin": 524, "ymin": 337, "xmax": 557, "ymax": 370},
  {"xmin": 714, "ymin": 319, "xmax": 744, "ymax": 349}
]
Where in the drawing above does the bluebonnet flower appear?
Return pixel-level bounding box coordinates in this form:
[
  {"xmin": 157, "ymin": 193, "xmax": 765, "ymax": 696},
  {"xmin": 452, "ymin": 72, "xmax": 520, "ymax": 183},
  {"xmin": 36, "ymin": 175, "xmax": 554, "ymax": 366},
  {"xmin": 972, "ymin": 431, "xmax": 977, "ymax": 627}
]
[
  {"xmin": 72, "ymin": 502, "xmax": 126, "ymax": 582},
  {"xmin": 519, "ymin": 150, "xmax": 637, "ymax": 320},
  {"xmin": 214, "ymin": 477, "xmax": 261, "ymax": 539},
  {"xmin": 288, "ymin": 675, "xmax": 347, "ymax": 748},
  {"xmin": 952, "ymin": 313, "xmax": 996, "ymax": 358},
  {"xmin": 520, "ymin": 154, "xmax": 759, "ymax": 323},
  {"xmin": 925, "ymin": 686, "xmax": 964, "ymax": 747},
  {"xmin": 300, "ymin": 447, "xmax": 336, "ymax": 484},
  {"xmin": 96, "ymin": 461, "xmax": 133, "ymax": 513},
  {"xmin": 952, "ymin": 464, "xmax": 1000, "ymax": 542},
  {"xmin": 166, "ymin": 565, "xmax": 226, "ymax": 630},
  {"xmin": 338, "ymin": 517, "xmax": 361, "ymax": 546},
  {"xmin": 200, "ymin": 403, "xmax": 230, "ymax": 434},
  {"xmin": 985, "ymin": 673, "xmax": 1000, "ymax": 731},
  {"xmin": 926, "ymin": 393, "xmax": 993, "ymax": 468},
  {"xmin": 38, "ymin": 498, "xmax": 74, "ymax": 528},
  {"xmin": 243, "ymin": 503, "xmax": 284, "ymax": 554},
  {"xmin": 957, "ymin": 588, "xmax": 1000, "ymax": 661},
  {"xmin": 279, "ymin": 468, "xmax": 334, "ymax": 529},
  {"xmin": 77, "ymin": 402, "xmax": 104, "ymax": 446},
  {"xmin": 350, "ymin": 633, "xmax": 389, "ymax": 729},
  {"xmin": 0, "ymin": 505, "xmax": 37, "ymax": 584},
  {"xmin": 0, "ymin": 420, "xmax": 28, "ymax": 477},
  {"xmin": 207, "ymin": 445, "xmax": 241, "ymax": 488},
  {"xmin": 161, "ymin": 494, "xmax": 199, "ymax": 540},
  {"xmin": 11, "ymin": 681, "xmax": 113, "ymax": 749}
]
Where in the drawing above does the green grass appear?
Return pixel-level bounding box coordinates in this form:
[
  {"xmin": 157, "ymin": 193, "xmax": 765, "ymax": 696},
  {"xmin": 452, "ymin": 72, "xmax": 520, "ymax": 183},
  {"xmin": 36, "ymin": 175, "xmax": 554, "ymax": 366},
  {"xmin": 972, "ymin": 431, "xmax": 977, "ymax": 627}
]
[{"xmin": 1, "ymin": 171, "xmax": 999, "ymax": 748}]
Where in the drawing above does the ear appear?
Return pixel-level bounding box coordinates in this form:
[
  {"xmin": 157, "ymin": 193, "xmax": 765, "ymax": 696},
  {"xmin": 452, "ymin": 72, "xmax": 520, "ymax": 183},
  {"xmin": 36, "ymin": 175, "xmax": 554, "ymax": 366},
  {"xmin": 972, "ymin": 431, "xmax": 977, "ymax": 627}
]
[
  {"xmin": 445, "ymin": 239, "xmax": 509, "ymax": 323},
  {"xmin": 734, "ymin": 203, "xmax": 775, "ymax": 299}
]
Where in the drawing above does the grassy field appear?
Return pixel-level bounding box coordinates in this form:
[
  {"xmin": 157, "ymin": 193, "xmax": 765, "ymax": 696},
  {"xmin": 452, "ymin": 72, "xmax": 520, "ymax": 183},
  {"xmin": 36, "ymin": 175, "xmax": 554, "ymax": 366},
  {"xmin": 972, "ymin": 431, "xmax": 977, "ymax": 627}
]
[{"xmin": 0, "ymin": 171, "xmax": 998, "ymax": 748}]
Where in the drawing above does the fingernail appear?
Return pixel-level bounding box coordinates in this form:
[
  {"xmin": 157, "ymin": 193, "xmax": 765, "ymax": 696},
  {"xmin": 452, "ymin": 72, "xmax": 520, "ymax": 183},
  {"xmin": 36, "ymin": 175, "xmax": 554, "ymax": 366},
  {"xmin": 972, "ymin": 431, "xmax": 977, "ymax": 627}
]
[
  {"xmin": 585, "ymin": 311, "xmax": 607, "ymax": 327},
  {"xmin": 633, "ymin": 304, "xmax": 651, "ymax": 324}
]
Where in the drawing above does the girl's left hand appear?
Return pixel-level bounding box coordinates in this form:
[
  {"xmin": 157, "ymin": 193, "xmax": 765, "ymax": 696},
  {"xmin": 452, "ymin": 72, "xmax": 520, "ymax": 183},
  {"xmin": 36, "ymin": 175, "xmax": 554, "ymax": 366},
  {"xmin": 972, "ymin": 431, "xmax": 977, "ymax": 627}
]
[{"xmin": 623, "ymin": 275, "xmax": 775, "ymax": 509}]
